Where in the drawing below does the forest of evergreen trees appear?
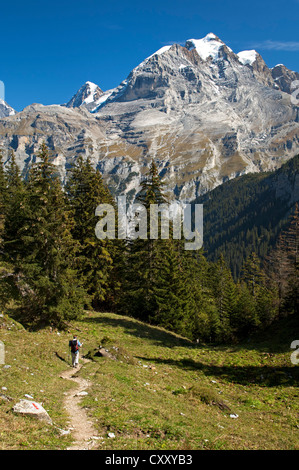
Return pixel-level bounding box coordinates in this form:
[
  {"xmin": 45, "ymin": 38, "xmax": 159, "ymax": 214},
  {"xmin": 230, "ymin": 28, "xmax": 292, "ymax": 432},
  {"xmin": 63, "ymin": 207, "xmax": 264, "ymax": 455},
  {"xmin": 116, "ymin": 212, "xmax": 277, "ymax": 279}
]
[
  {"xmin": 196, "ymin": 155, "xmax": 299, "ymax": 279},
  {"xmin": 0, "ymin": 144, "xmax": 298, "ymax": 343}
]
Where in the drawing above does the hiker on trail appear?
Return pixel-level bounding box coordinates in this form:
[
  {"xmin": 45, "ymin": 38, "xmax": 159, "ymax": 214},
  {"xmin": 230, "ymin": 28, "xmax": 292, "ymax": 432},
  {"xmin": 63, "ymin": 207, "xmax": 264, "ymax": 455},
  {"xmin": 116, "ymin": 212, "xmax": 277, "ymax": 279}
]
[{"xmin": 69, "ymin": 335, "xmax": 83, "ymax": 368}]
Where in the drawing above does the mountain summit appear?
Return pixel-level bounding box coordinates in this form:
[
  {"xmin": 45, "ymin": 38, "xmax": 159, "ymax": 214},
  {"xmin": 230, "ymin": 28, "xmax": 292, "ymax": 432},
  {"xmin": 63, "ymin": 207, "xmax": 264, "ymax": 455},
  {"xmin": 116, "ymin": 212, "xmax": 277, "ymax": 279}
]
[
  {"xmin": 0, "ymin": 33, "xmax": 298, "ymax": 201},
  {"xmin": 185, "ymin": 33, "xmax": 231, "ymax": 60},
  {"xmin": 66, "ymin": 81, "xmax": 108, "ymax": 112},
  {"xmin": 0, "ymin": 99, "xmax": 15, "ymax": 118}
]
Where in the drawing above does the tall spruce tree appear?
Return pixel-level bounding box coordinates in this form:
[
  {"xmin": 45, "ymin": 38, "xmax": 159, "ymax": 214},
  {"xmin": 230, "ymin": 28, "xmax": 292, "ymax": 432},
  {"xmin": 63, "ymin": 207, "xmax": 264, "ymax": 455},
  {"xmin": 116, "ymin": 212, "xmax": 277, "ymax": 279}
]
[
  {"xmin": 0, "ymin": 150, "xmax": 6, "ymax": 242},
  {"xmin": 2, "ymin": 151, "xmax": 26, "ymax": 262},
  {"xmin": 119, "ymin": 161, "xmax": 206, "ymax": 339},
  {"xmin": 0, "ymin": 150, "xmax": 12, "ymax": 310},
  {"xmin": 209, "ymin": 254, "xmax": 237, "ymax": 341},
  {"xmin": 265, "ymin": 232, "xmax": 289, "ymax": 314},
  {"xmin": 238, "ymin": 252, "xmax": 278, "ymax": 334},
  {"xmin": 149, "ymin": 239, "xmax": 196, "ymax": 338},
  {"xmin": 66, "ymin": 155, "xmax": 120, "ymax": 309},
  {"xmin": 1, "ymin": 150, "xmax": 27, "ymax": 309},
  {"xmin": 182, "ymin": 249, "xmax": 219, "ymax": 342},
  {"xmin": 283, "ymin": 203, "xmax": 299, "ymax": 316},
  {"xmin": 117, "ymin": 161, "xmax": 167, "ymax": 321},
  {"xmin": 137, "ymin": 160, "xmax": 167, "ymax": 207},
  {"xmin": 4, "ymin": 143, "xmax": 86, "ymax": 326},
  {"xmin": 270, "ymin": 204, "xmax": 299, "ymax": 317}
]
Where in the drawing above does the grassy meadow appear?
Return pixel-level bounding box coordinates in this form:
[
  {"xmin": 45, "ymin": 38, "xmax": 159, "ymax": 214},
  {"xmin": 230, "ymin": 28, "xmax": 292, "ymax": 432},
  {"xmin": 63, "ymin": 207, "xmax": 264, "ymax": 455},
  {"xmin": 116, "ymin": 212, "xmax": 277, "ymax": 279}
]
[{"xmin": 0, "ymin": 311, "xmax": 298, "ymax": 450}]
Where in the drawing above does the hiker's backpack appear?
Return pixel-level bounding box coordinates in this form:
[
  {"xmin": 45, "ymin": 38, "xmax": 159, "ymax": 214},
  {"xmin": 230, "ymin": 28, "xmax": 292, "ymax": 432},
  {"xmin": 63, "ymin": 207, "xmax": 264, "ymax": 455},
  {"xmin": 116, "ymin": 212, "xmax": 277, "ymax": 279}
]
[{"xmin": 70, "ymin": 339, "xmax": 79, "ymax": 353}]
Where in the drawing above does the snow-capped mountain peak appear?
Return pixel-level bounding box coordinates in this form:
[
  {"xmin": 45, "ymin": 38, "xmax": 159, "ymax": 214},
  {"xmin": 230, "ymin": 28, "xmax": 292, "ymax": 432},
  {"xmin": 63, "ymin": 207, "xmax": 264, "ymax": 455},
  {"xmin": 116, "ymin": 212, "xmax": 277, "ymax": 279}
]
[
  {"xmin": 237, "ymin": 50, "xmax": 258, "ymax": 66},
  {"xmin": 145, "ymin": 45, "xmax": 172, "ymax": 62},
  {"xmin": 82, "ymin": 81, "xmax": 101, "ymax": 103},
  {"xmin": 133, "ymin": 45, "xmax": 173, "ymax": 73},
  {"xmin": 66, "ymin": 81, "xmax": 104, "ymax": 110},
  {"xmin": 0, "ymin": 99, "xmax": 15, "ymax": 118},
  {"xmin": 0, "ymin": 32, "xmax": 298, "ymax": 204},
  {"xmin": 185, "ymin": 33, "xmax": 231, "ymax": 61}
]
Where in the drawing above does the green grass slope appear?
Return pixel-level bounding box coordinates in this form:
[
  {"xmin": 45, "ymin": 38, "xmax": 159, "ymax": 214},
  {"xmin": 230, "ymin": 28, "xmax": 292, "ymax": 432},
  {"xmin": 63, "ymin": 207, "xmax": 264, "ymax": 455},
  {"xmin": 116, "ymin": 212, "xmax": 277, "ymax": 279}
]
[{"xmin": 0, "ymin": 311, "xmax": 298, "ymax": 450}]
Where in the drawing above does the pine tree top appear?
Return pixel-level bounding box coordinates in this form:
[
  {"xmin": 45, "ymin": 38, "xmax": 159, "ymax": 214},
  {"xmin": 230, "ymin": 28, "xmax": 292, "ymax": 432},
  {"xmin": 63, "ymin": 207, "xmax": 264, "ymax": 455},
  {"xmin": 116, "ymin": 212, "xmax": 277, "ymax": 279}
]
[{"xmin": 136, "ymin": 161, "xmax": 167, "ymax": 208}]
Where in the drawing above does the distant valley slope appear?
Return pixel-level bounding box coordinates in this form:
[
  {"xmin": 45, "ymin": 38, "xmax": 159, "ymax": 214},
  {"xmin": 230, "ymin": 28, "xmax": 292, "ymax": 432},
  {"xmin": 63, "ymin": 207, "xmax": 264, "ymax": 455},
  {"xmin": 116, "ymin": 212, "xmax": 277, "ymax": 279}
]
[{"xmin": 197, "ymin": 154, "xmax": 299, "ymax": 277}]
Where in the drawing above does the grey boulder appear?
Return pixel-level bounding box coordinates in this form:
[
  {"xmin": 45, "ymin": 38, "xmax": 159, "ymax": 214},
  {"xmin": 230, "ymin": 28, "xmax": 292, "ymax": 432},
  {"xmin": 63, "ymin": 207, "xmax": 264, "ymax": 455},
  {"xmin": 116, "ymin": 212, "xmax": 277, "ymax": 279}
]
[{"xmin": 13, "ymin": 399, "xmax": 52, "ymax": 425}]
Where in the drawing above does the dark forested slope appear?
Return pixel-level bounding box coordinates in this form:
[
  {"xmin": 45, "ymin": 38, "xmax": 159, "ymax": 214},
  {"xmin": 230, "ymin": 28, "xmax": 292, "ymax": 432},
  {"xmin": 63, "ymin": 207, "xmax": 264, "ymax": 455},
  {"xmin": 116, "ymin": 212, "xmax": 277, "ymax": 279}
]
[{"xmin": 196, "ymin": 155, "xmax": 299, "ymax": 278}]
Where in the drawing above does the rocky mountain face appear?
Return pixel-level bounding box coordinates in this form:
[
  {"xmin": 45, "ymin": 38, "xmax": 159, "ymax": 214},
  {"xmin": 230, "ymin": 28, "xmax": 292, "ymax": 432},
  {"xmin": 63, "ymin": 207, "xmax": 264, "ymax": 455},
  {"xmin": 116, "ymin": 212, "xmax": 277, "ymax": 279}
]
[
  {"xmin": 0, "ymin": 99, "xmax": 15, "ymax": 118},
  {"xmin": 271, "ymin": 64, "xmax": 299, "ymax": 95},
  {"xmin": 65, "ymin": 81, "xmax": 113, "ymax": 112},
  {"xmin": 0, "ymin": 33, "xmax": 298, "ymax": 201}
]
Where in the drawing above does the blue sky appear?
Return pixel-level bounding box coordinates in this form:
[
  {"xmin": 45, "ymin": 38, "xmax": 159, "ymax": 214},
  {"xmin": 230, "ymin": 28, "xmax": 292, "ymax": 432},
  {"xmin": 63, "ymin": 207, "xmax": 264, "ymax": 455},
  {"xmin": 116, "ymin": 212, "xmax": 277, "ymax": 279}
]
[{"xmin": 1, "ymin": 0, "xmax": 299, "ymax": 111}]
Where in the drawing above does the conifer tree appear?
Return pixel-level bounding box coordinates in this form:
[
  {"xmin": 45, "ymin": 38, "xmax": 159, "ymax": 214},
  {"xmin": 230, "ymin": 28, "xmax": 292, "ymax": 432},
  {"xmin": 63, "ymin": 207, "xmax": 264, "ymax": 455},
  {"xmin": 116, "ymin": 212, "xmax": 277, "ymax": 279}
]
[
  {"xmin": 2, "ymin": 151, "xmax": 26, "ymax": 262},
  {"xmin": 0, "ymin": 150, "xmax": 12, "ymax": 310},
  {"xmin": 66, "ymin": 155, "xmax": 120, "ymax": 309},
  {"xmin": 5, "ymin": 150, "xmax": 22, "ymax": 192},
  {"xmin": 264, "ymin": 204, "xmax": 299, "ymax": 319},
  {"xmin": 4, "ymin": 143, "xmax": 86, "ymax": 326},
  {"xmin": 119, "ymin": 161, "xmax": 205, "ymax": 339},
  {"xmin": 183, "ymin": 250, "xmax": 219, "ymax": 342},
  {"xmin": 118, "ymin": 161, "xmax": 167, "ymax": 321},
  {"xmin": 0, "ymin": 150, "xmax": 28, "ymax": 309},
  {"xmin": 266, "ymin": 233, "xmax": 289, "ymax": 312},
  {"xmin": 280, "ymin": 204, "xmax": 299, "ymax": 316},
  {"xmin": 234, "ymin": 282, "xmax": 257, "ymax": 337},
  {"xmin": 241, "ymin": 252, "xmax": 263, "ymax": 298},
  {"xmin": 209, "ymin": 254, "xmax": 237, "ymax": 341},
  {"xmin": 0, "ymin": 150, "xmax": 6, "ymax": 242},
  {"xmin": 238, "ymin": 252, "xmax": 278, "ymax": 333},
  {"xmin": 149, "ymin": 239, "xmax": 196, "ymax": 338},
  {"xmin": 137, "ymin": 160, "xmax": 167, "ymax": 207}
]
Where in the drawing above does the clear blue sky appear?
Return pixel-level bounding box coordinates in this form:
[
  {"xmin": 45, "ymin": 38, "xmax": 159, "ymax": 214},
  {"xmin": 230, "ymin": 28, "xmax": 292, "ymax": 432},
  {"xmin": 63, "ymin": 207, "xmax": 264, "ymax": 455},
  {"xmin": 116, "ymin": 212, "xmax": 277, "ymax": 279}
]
[{"xmin": 1, "ymin": 0, "xmax": 299, "ymax": 111}]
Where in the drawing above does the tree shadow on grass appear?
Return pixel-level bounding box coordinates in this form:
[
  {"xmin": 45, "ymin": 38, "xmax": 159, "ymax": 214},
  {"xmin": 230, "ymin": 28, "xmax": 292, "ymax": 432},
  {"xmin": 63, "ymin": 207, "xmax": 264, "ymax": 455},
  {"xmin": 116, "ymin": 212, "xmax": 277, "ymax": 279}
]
[
  {"xmin": 84, "ymin": 313, "xmax": 299, "ymax": 386},
  {"xmin": 84, "ymin": 312, "xmax": 299, "ymax": 354},
  {"xmin": 54, "ymin": 351, "xmax": 70, "ymax": 365},
  {"xmin": 136, "ymin": 355, "xmax": 299, "ymax": 387},
  {"xmin": 83, "ymin": 313, "xmax": 194, "ymax": 349}
]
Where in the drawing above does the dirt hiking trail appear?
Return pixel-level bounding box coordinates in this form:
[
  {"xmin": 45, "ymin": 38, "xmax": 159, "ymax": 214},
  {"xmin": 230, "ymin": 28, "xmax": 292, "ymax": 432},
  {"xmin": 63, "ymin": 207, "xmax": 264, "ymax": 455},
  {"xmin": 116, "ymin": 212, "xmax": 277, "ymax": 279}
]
[{"xmin": 60, "ymin": 359, "xmax": 99, "ymax": 450}]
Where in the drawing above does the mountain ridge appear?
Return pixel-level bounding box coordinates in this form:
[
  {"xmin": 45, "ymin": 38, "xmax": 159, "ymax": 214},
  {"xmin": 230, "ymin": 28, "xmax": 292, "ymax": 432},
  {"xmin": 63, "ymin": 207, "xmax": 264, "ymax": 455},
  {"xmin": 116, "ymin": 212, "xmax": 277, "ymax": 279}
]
[
  {"xmin": 0, "ymin": 32, "xmax": 298, "ymax": 201},
  {"xmin": 0, "ymin": 99, "xmax": 15, "ymax": 118}
]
